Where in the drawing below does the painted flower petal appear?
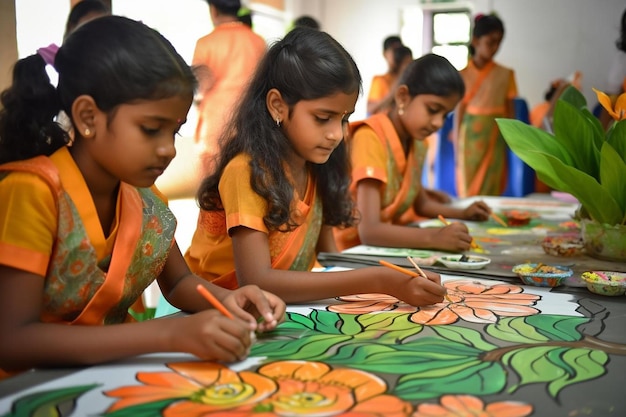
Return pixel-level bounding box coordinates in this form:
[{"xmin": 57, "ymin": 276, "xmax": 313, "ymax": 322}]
[
  {"xmin": 450, "ymin": 304, "xmax": 498, "ymax": 323},
  {"xmin": 259, "ymin": 360, "xmax": 330, "ymax": 380},
  {"xmin": 411, "ymin": 305, "xmax": 459, "ymax": 325},
  {"xmin": 485, "ymin": 400, "xmax": 534, "ymax": 417},
  {"xmin": 319, "ymin": 368, "xmax": 387, "ymax": 399}
]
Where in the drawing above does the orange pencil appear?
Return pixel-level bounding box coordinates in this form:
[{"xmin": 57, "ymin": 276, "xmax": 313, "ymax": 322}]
[
  {"xmin": 490, "ymin": 212, "xmax": 508, "ymax": 227},
  {"xmin": 379, "ymin": 260, "xmax": 419, "ymax": 277},
  {"xmin": 196, "ymin": 284, "xmax": 234, "ymax": 319}
]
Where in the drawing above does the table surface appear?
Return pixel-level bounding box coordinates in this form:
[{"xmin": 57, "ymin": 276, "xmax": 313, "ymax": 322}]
[{"xmin": 1, "ymin": 196, "xmax": 625, "ymax": 417}]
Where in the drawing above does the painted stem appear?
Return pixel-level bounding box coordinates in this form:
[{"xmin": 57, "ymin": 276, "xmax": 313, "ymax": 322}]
[{"xmin": 481, "ymin": 335, "xmax": 626, "ymax": 362}]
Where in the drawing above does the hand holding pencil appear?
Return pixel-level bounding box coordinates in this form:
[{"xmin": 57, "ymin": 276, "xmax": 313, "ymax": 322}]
[
  {"xmin": 435, "ymin": 215, "xmax": 478, "ymax": 252},
  {"xmin": 379, "ymin": 260, "xmax": 446, "ymax": 305}
]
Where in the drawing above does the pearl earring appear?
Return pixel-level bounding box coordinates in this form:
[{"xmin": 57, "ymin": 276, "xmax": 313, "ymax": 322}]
[
  {"xmin": 398, "ymin": 106, "xmax": 404, "ymax": 116},
  {"xmin": 84, "ymin": 128, "xmax": 91, "ymax": 136}
]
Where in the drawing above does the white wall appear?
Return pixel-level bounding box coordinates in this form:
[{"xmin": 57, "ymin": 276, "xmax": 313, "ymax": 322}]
[{"xmin": 295, "ymin": 0, "xmax": 625, "ymax": 120}]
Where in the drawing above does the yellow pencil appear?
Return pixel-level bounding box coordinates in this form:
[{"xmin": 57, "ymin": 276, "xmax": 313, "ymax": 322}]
[
  {"xmin": 439, "ymin": 214, "xmax": 479, "ymax": 249},
  {"xmin": 379, "ymin": 260, "xmax": 419, "ymax": 277},
  {"xmin": 196, "ymin": 284, "xmax": 234, "ymax": 319}
]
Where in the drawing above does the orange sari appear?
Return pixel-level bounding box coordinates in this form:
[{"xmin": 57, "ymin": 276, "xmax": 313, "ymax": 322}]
[
  {"xmin": 456, "ymin": 60, "xmax": 517, "ymax": 197},
  {"xmin": 0, "ymin": 148, "xmax": 176, "ymax": 326},
  {"xmin": 184, "ymin": 154, "xmax": 322, "ymax": 289},
  {"xmin": 334, "ymin": 113, "xmax": 427, "ymax": 251}
]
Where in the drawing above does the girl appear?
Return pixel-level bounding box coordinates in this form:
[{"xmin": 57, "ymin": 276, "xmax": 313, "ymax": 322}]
[
  {"xmin": 0, "ymin": 16, "xmax": 284, "ymax": 374},
  {"xmin": 454, "ymin": 13, "xmax": 518, "ymax": 197},
  {"xmin": 334, "ymin": 54, "xmax": 491, "ymax": 253},
  {"xmin": 184, "ymin": 28, "xmax": 446, "ymax": 305}
]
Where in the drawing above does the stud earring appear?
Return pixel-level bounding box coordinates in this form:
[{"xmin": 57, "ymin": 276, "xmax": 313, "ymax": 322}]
[
  {"xmin": 276, "ymin": 117, "xmax": 281, "ymax": 127},
  {"xmin": 84, "ymin": 128, "xmax": 91, "ymax": 136},
  {"xmin": 398, "ymin": 106, "xmax": 404, "ymax": 116}
]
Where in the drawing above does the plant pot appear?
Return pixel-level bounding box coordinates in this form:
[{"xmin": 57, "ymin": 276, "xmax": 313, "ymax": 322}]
[{"xmin": 580, "ymin": 218, "xmax": 626, "ymax": 262}]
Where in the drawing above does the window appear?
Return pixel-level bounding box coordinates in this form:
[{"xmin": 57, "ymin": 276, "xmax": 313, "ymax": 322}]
[{"xmin": 431, "ymin": 10, "xmax": 471, "ymax": 70}]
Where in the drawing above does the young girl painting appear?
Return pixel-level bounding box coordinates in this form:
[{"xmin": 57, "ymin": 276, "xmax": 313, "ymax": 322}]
[
  {"xmin": 334, "ymin": 54, "xmax": 491, "ymax": 253},
  {"xmin": 454, "ymin": 13, "xmax": 518, "ymax": 197},
  {"xmin": 0, "ymin": 16, "xmax": 284, "ymax": 375},
  {"xmin": 184, "ymin": 28, "xmax": 446, "ymax": 306}
]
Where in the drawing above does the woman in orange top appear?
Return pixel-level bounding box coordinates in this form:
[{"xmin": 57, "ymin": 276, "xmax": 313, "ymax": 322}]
[{"xmin": 454, "ymin": 14, "xmax": 518, "ymax": 197}]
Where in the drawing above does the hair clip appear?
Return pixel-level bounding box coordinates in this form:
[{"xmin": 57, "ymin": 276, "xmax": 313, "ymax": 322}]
[{"xmin": 37, "ymin": 43, "xmax": 60, "ymax": 67}]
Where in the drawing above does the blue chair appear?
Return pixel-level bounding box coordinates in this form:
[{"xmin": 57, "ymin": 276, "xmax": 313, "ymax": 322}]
[
  {"xmin": 502, "ymin": 97, "xmax": 536, "ymax": 197},
  {"xmin": 430, "ymin": 112, "xmax": 457, "ymax": 197}
]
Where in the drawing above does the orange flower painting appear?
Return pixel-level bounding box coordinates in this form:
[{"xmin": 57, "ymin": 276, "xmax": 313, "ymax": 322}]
[
  {"xmin": 105, "ymin": 361, "xmax": 276, "ymax": 416},
  {"xmin": 331, "ymin": 279, "xmax": 540, "ymax": 325},
  {"xmin": 412, "ymin": 394, "xmax": 532, "ymax": 417},
  {"xmin": 105, "ymin": 360, "xmax": 412, "ymax": 416}
]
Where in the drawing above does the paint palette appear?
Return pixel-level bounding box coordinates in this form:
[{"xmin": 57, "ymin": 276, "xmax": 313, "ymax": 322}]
[
  {"xmin": 512, "ymin": 263, "xmax": 573, "ymax": 287},
  {"xmin": 437, "ymin": 255, "xmax": 491, "ymax": 270},
  {"xmin": 581, "ymin": 271, "xmax": 626, "ymax": 296}
]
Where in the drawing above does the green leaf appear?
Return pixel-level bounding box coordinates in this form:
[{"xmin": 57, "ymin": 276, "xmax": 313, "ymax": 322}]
[
  {"xmin": 552, "ymin": 100, "xmax": 601, "ymax": 176},
  {"xmin": 310, "ymin": 310, "xmax": 343, "ymax": 334},
  {"xmin": 487, "ymin": 316, "xmax": 551, "ymax": 343},
  {"xmin": 546, "ymin": 349, "xmax": 608, "ymax": 397},
  {"xmin": 356, "ymin": 312, "xmax": 416, "ymax": 331},
  {"xmin": 541, "ymin": 155, "xmax": 623, "ymax": 224},
  {"xmin": 600, "ymin": 142, "xmax": 626, "ymax": 219},
  {"xmin": 523, "ymin": 315, "xmax": 588, "ymax": 342},
  {"xmin": 251, "ymin": 334, "xmax": 352, "ymax": 360},
  {"xmin": 2, "ymin": 384, "xmax": 99, "ymax": 417},
  {"xmin": 395, "ymin": 361, "xmax": 505, "ymax": 400},
  {"xmin": 608, "ymin": 121, "xmax": 626, "ymax": 164},
  {"xmin": 497, "ymin": 119, "xmax": 575, "ymax": 166},
  {"xmin": 504, "ymin": 346, "xmax": 608, "ymax": 398},
  {"xmin": 560, "ymin": 85, "xmax": 587, "ymax": 109},
  {"xmin": 430, "ymin": 325, "xmax": 498, "ymax": 351}
]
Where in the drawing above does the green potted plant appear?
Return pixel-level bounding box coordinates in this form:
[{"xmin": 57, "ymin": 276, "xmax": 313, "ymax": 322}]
[{"xmin": 496, "ymin": 86, "xmax": 626, "ymax": 262}]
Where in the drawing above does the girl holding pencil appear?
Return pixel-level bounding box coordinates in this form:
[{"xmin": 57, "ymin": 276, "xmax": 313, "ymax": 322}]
[{"xmin": 334, "ymin": 54, "xmax": 491, "ymax": 253}]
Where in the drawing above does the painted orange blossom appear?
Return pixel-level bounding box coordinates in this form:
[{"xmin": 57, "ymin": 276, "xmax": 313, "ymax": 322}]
[
  {"xmin": 105, "ymin": 360, "xmax": 412, "ymax": 416},
  {"xmin": 331, "ymin": 279, "xmax": 540, "ymax": 324},
  {"xmin": 412, "ymin": 394, "xmax": 532, "ymax": 417}
]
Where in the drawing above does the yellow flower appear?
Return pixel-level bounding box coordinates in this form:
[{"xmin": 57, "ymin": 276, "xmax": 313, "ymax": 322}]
[{"xmin": 593, "ymin": 88, "xmax": 626, "ymax": 121}]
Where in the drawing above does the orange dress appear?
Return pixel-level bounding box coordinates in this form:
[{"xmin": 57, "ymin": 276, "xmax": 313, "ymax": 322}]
[
  {"xmin": 456, "ymin": 60, "xmax": 517, "ymax": 197},
  {"xmin": 185, "ymin": 154, "xmax": 322, "ymax": 289},
  {"xmin": 334, "ymin": 114, "xmax": 427, "ymax": 251},
  {"xmin": 192, "ymin": 22, "xmax": 266, "ymax": 172}
]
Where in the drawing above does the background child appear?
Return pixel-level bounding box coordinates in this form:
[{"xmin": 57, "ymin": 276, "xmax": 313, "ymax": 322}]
[
  {"xmin": 453, "ymin": 13, "xmax": 518, "ymax": 197},
  {"xmin": 334, "ymin": 54, "xmax": 490, "ymax": 253},
  {"xmin": 0, "ymin": 16, "xmax": 284, "ymax": 375},
  {"xmin": 184, "ymin": 27, "xmax": 446, "ymax": 306}
]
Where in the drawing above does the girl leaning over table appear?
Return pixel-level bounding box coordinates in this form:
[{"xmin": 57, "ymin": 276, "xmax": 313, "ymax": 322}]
[
  {"xmin": 0, "ymin": 16, "xmax": 285, "ymax": 377},
  {"xmin": 183, "ymin": 27, "xmax": 447, "ymax": 307},
  {"xmin": 334, "ymin": 54, "xmax": 491, "ymax": 254}
]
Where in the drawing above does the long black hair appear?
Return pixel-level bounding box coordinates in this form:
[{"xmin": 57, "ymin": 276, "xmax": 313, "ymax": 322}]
[
  {"xmin": 469, "ymin": 13, "xmax": 505, "ymax": 56},
  {"xmin": 197, "ymin": 27, "xmax": 362, "ymax": 231},
  {"xmin": 0, "ymin": 16, "xmax": 196, "ymax": 165},
  {"xmin": 399, "ymin": 53, "xmax": 465, "ymax": 99}
]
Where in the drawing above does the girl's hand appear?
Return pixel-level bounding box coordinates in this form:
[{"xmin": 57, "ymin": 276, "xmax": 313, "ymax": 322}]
[
  {"xmin": 389, "ymin": 270, "xmax": 445, "ymax": 306},
  {"xmin": 172, "ymin": 309, "xmax": 254, "ymax": 362},
  {"xmin": 432, "ymin": 222, "xmax": 472, "ymax": 252},
  {"xmin": 222, "ymin": 285, "xmax": 286, "ymax": 332},
  {"xmin": 462, "ymin": 201, "xmax": 491, "ymax": 221}
]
